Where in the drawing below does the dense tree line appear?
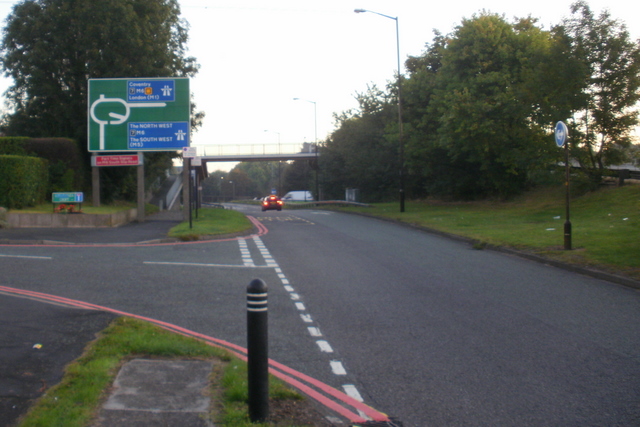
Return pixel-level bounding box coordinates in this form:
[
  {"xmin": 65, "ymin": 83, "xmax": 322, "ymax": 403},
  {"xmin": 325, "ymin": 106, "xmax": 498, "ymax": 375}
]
[{"xmin": 320, "ymin": 1, "xmax": 640, "ymax": 201}]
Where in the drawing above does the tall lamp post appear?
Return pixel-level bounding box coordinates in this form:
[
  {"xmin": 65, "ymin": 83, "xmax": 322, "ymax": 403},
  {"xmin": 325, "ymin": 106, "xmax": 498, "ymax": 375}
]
[
  {"xmin": 354, "ymin": 8, "xmax": 404, "ymax": 212},
  {"xmin": 293, "ymin": 97, "xmax": 319, "ymax": 201}
]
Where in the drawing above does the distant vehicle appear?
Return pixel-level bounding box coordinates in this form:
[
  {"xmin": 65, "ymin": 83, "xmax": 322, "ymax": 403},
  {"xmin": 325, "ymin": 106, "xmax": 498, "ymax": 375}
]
[
  {"xmin": 282, "ymin": 191, "xmax": 314, "ymax": 202},
  {"xmin": 261, "ymin": 195, "xmax": 283, "ymax": 211}
]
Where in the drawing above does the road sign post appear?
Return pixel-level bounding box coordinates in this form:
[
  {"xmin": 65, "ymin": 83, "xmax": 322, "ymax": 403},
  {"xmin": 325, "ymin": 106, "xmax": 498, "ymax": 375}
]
[
  {"xmin": 88, "ymin": 78, "xmax": 190, "ymax": 152},
  {"xmin": 88, "ymin": 77, "xmax": 190, "ymax": 218},
  {"xmin": 555, "ymin": 121, "xmax": 572, "ymax": 250}
]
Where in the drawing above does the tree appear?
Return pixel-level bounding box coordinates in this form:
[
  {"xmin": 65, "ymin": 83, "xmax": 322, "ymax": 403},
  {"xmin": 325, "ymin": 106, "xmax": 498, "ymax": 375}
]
[
  {"xmin": 0, "ymin": 0, "xmax": 200, "ymax": 200},
  {"xmin": 322, "ymin": 84, "xmax": 399, "ymax": 202},
  {"xmin": 424, "ymin": 13, "xmax": 558, "ymax": 198},
  {"xmin": 560, "ymin": 1, "xmax": 640, "ymax": 185}
]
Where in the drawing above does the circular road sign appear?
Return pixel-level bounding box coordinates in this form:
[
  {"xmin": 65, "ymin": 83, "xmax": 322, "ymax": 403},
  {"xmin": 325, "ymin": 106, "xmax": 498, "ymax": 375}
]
[{"xmin": 555, "ymin": 121, "xmax": 568, "ymax": 147}]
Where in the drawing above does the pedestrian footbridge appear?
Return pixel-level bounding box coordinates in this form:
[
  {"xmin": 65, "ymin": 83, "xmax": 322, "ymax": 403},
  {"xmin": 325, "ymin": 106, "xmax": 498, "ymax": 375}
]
[{"xmin": 193, "ymin": 142, "xmax": 318, "ymax": 162}]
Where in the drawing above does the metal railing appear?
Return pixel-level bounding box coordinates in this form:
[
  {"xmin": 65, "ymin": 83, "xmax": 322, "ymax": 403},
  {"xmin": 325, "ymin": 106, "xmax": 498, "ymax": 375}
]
[{"xmin": 199, "ymin": 143, "xmax": 317, "ymax": 157}]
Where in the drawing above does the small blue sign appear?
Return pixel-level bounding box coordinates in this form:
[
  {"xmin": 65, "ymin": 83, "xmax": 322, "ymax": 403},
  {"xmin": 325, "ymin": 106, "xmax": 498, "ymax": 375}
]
[
  {"xmin": 555, "ymin": 121, "xmax": 568, "ymax": 147},
  {"xmin": 128, "ymin": 121, "xmax": 189, "ymax": 149},
  {"xmin": 127, "ymin": 80, "xmax": 176, "ymax": 102},
  {"xmin": 52, "ymin": 192, "xmax": 84, "ymax": 203}
]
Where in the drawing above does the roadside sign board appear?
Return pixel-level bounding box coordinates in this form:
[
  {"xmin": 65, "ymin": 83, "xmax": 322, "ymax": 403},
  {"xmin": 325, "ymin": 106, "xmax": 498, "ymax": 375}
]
[
  {"xmin": 52, "ymin": 192, "xmax": 84, "ymax": 203},
  {"xmin": 88, "ymin": 78, "xmax": 190, "ymax": 152},
  {"xmin": 183, "ymin": 146, "xmax": 197, "ymax": 158},
  {"xmin": 555, "ymin": 121, "xmax": 568, "ymax": 147},
  {"xmin": 91, "ymin": 154, "xmax": 143, "ymax": 167}
]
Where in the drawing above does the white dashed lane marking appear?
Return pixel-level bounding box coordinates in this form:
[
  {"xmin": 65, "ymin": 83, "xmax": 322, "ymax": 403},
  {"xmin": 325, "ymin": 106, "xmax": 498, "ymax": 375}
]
[
  {"xmin": 247, "ymin": 235, "xmax": 365, "ymax": 405},
  {"xmin": 148, "ymin": 235, "xmax": 366, "ymax": 408}
]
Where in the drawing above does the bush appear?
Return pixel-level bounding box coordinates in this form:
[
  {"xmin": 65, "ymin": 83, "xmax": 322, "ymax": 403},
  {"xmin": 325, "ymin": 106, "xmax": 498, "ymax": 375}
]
[
  {"xmin": 0, "ymin": 136, "xmax": 86, "ymax": 195},
  {"xmin": 23, "ymin": 138, "xmax": 85, "ymax": 192},
  {"xmin": 0, "ymin": 155, "xmax": 49, "ymax": 209},
  {"xmin": 0, "ymin": 136, "xmax": 30, "ymax": 155}
]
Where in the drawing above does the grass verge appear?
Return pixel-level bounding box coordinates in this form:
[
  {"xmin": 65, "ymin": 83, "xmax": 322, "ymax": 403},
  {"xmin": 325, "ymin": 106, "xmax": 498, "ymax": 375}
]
[
  {"xmin": 334, "ymin": 185, "xmax": 640, "ymax": 280},
  {"xmin": 17, "ymin": 316, "xmax": 312, "ymax": 427},
  {"xmin": 168, "ymin": 207, "xmax": 253, "ymax": 240}
]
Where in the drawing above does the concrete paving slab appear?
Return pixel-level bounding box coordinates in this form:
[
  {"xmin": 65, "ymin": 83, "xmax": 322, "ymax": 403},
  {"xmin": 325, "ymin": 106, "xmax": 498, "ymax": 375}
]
[{"xmin": 94, "ymin": 359, "xmax": 216, "ymax": 427}]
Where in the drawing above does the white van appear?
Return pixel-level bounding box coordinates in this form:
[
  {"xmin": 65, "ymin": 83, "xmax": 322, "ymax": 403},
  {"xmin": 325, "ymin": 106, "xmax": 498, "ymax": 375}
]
[{"xmin": 282, "ymin": 191, "xmax": 314, "ymax": 201}]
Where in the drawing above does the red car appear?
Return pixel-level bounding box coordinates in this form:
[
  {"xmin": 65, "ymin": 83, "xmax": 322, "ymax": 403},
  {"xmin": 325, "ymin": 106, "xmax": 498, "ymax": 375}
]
[{"xmin": 261, "ymin": 195, "xmax": 283, "ymax": 211}]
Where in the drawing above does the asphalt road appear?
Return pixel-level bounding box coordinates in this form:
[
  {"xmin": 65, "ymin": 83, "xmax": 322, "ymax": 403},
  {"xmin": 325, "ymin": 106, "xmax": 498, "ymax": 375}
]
[{"xmin": 1, "ymin": 205, "xmax": 639, "ymax": 426}]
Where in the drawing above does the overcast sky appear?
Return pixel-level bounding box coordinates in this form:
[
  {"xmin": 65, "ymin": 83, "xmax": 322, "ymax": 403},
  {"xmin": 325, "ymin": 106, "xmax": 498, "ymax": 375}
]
[{"xmin": 0, "ymin": 0, "xmax": 638, "ymax": 170}]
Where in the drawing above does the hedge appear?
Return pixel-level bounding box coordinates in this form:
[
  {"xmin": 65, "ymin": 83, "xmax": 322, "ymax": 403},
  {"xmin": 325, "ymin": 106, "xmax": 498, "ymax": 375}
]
[
  {"xmin": 0, "ymin": 136, "xmax": 85, "ymax": 197},
  {"xmin": 0, "ymin": 155, "xmax": 49, "ymax": 209}
]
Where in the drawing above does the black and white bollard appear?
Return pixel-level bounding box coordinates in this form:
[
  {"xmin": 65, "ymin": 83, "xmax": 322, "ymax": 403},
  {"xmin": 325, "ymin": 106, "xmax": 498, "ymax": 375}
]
[{"xmin": 247, "ymin": 278, "xmax": 269, "ymax": 422}]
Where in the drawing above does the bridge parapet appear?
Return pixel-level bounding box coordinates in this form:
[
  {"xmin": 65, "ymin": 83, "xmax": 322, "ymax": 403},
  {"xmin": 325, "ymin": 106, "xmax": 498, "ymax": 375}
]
[{"xmin": 195, "ymin": 143, "xmax": 318, "ymax": 162}]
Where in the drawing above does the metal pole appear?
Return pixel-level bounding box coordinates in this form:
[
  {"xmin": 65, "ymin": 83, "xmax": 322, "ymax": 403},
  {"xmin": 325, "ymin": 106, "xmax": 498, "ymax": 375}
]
[
  {"xmin": 354, "ymin": 9, "xmax": 404, "ymax": 212},
  {"xmin": 247, "ymin": 278, "xmax": 269, "ymax": 422},
  {"xmin": 564, "ymin": 141, "xmax": 572, "ymax": 250},
  {"xmin": 136, "ymin": 152, "xmax": 145, "ymax": 222},
  {"xmin": 314, "ymin": 101, "xmax": 320, "ymax": 202},
  {"xmin": 187, "ymin": 159, "xmax": 192, "ymax": 229},
  {"xmin": 395, "ymin": 16, "xmax": 405, "ymax": 213}
]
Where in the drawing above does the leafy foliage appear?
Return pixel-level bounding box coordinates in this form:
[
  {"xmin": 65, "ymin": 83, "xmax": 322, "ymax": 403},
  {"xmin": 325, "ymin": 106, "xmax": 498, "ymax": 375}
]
[
  {"xmin": 0, "ymin": 154, "xmax": 48, "ymax": 208},
  {"xmin": 322, "ymin": 3, "xmax": 639, "ymax": 202},
  {"xmin": 560, "ymin": 1, "xmax": 640, "ymax": 186},
  {"xmin": 321, "ymin": 85, "xmax": 400, "ymax": 202}
]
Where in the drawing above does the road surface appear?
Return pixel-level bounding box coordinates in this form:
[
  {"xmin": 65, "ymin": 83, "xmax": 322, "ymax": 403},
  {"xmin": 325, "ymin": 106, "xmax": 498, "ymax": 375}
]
[{"xmin": 1, "ymin": 205, "xmax": 638, "ymax": 425}]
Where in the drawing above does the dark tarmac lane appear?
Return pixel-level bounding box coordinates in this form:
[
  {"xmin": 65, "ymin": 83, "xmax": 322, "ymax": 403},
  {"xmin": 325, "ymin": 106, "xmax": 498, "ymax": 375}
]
[{"xmin": 0, "ymin": 295, "xmax": 117, "ymax": 426}]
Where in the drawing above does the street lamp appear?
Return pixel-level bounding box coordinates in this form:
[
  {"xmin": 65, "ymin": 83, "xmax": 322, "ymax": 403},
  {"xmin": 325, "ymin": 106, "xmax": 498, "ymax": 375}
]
[
  {"xmin": 354, "ymin": 8, "xmax": 405, "ymax": 212},
  {"xmin": 293, "ymin": 97, "xmax": 319, "ymax": 201}
]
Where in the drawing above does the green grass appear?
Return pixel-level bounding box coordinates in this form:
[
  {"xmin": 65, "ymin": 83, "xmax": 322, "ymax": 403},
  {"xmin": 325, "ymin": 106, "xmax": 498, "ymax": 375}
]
[
  {"xmin": 336, "ymin": 185, "xmax": 640, "ymax": 279},
  {"xmin": 218, "ymin": 358, "xmax": 303, "ymax": 426},
  {"xmin": 17, "ymin": 317, "xmax": 306, "ymax": 427},
  {"xmin": 17, "ymin": 317, "xmax": 226, "ymax": 427},
  {"xmin": 168, "ymin": 207, "xmax": 253, "ymax": 240}
]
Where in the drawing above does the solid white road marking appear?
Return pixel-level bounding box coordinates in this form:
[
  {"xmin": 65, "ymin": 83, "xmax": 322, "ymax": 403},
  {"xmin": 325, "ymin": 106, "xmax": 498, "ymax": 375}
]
[
  {"xmin": 144, "ymin": 261, "xmax": 270, "ymax": 268},
  {"xmin": 0, "ymin": 254, "xmax": 52, "ymax": 260}
]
